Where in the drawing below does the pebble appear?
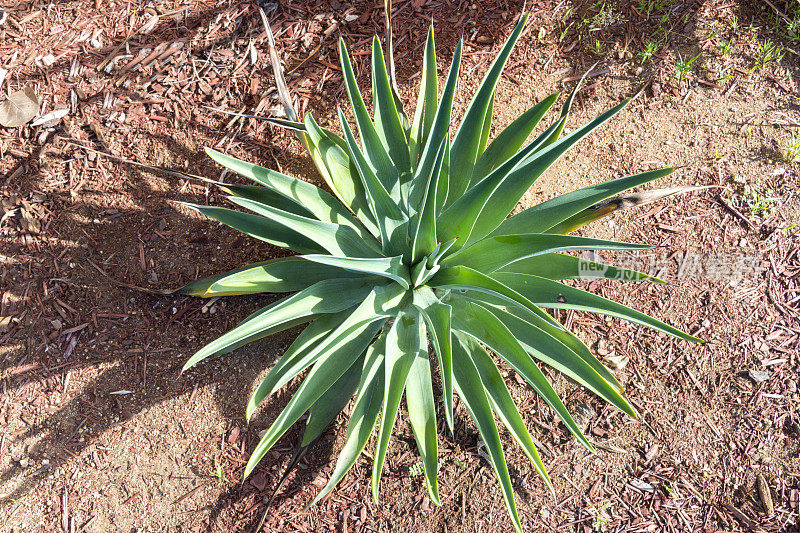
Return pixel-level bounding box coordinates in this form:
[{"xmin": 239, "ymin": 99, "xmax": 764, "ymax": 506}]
[
  {"xmin": 572, "ymin": 403, "xmax": 596, "ymax": 432},
  {"xmin": 748, "ymin": 369, "xmax": 770, "ymax": 383}
]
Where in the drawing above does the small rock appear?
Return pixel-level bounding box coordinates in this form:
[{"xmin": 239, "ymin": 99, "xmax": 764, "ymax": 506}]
[
  {"xmin": 650, "ymin": 82, "xmax": 661, "ymax": 97},
  {"xmin": 18, "ymin": 458, "xmax": 29, "ymax": 468},
  {"xmin": 596, "ymin": 339, "xmax": 611, "ymax": 356},
  {"xmin": 628, "ymin": 478, "xmax": 655, "ymax": 493},
  {"xmin": 606, "ymin": 353, "xmax": 629, "ymax": 370},
  {"xmin": 749, "ymin": 369, "xmax": 770, "ymax": 383},
  {"xmin": 571, "ymin": 403, "xmax": 596, "ymax": 432},
  {"xmin": 249, "ymin": 471, "xmax": 267, "ymax": 491}
]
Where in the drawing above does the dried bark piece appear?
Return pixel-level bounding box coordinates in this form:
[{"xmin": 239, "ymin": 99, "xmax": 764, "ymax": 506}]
[{"xmin": 756, "ymin": 473, "xmax": 774, "ymax": 518}]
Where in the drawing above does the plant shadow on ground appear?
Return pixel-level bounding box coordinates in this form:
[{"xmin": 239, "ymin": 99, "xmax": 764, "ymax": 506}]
[
  {"xmin": 0, "ymin": 123, "xmax": 320, "ymax": 526},
  {"xmin": 1, "ymin": 0, "xmax": 797, "ymax": 530}
]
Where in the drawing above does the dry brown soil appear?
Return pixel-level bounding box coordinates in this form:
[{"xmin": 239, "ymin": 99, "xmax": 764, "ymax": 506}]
[{"xmin": 1, "ymin": 0, "xmax": 799, "ymax": 532}]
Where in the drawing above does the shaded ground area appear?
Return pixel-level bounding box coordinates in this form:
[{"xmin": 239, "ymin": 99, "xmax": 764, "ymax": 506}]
[{"xmin": 1, "ymin": 0, "xmax": 798, "ymax": 531}]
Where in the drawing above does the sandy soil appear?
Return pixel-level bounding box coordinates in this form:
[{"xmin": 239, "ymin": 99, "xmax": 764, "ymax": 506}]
[{"xmin": 1, "ymin": 0, "xmax": 798, "ymax": 531}]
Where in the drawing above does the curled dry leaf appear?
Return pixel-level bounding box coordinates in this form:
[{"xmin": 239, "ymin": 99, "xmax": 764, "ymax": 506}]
[
  {"xmin": 0, "ymin": 315, "xmax": 19, "ymax": 333},
  {"xmin": 0, "ymin": 87, "xmax": 40, "ymax": 127},
  {"xmin": 31, "ymin": 108, "xmax": 69, "ymax": 127}
]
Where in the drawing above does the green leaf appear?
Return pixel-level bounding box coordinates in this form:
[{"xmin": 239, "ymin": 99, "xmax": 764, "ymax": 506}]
[
  {"xmin": 430, "ymin": 266, "xmax": 562, "ymax": 330},
  {"xmin": 438, "ymin": 99, "xmax": 629, "ymax": 247},
  {"xmin": 302, "ymin": 115, "xmax": 379, "ymax": 236},
  {"xmin": 205, "ymin": 147, "xmax": 373, "ymax": 240},
  {"xmin": 548, "ymin": 184, "xmax": 703, "ymax": 235},
  {"xmin": 452, "ymin": 301, "xmax": 594, "ymax": 452},
  {"xmin": 302, "ymin": 254, "xmax": 411, "ymax": 289},
  {"xmin": 497, "ymin": 253, "xmax": 663, "ymax": 283},
  {"xmin": 452, "ymin": 332, "xmax": 522, "ymax": 533},
  {"xmin": 475, "ymin": 303, "xmax": 637, "ymax": 418},
  {"xmin": 184, "ymin": 278, "xmax": 379, "ymax": 372},
  {"xmin": 409, "ymin": 26, "xmax": 438, "ymax": 165},
  {"xmin": 493, "ymin": 167, "xmax": 674, "ymax": 236},
  {"xmin": 410, "ymin": 135, "xmax": 448, "ymax": 263},
  {"xmin": 413, "ymin": 286, "xmax": 454, "ymax": 431},
  {"xmin": 339, "ymin": 38, "xmax": 402, "ymax": 201},
  {"xmin": 478, "ymin": 93, "xmax": 495, "ymax": 156},
  {"xmin": 247, "ymin": 312, "xmax": 351, "ymax": 420},
  {"xmin": 216, "ymin": 183, "xmax": 315, "ymax": 218},
  {"xmin": 179, "ymin": 257, "xmax": 371, "ymax": 297},
  {"xmin": 301, "ymin": 350, "xmax": 365, "ymax": 446},
  {"xmin": 462, "ymin": 290, "xmax": 623, "ymax": 392},
  {"xmin": 446, "ymin": 16, "xmax": 528, "ymax": 206},
  {"xmin": 244, "ymin": 331, "xmax": 373, "ymax": 478},
  {"xmin": 244, "ymin": 285, "xmax": 406, "ymax": 478},
  {"xmin": 405, "ymin": 332, "xmax": 440, "ymax": 504},
  {"xmin": 371, "ymin": 37, "xmax": 411, "ymax": 176},
  {"xmin": 493, "ymin": 272, "xmax": 701, "ymax": 342},
  {"xmin": 338, "ymin": 109, "xmax": 408, "ymax": 254},
  {"xmin": 311, "ymin": 329, "xmax": 387, "ymax": 504},
  {"xmin": 435, "ymin": 116, "xmax": 564, "ymax": 250},
  {"xmin": 470, "ymin": 92, "xmax": 560, "ymax": 184},
  {"xmin": 228, "ymin": 196, "xmax": 382, "ymax": 258},
  {"xmin": 459, "ymin": 335, "xmax": 552, "ymax": 492},
  {"xmin": 547, "ymin": 63, "xmax": 596, "ymax": 145},
  {"xmin": 445, "ymin": 233, "xmax": 651, "ymax": 273},
  {"xmin": 182, "ymin": 203, "xmax": 322, "ymax": 254},
  {"xmin": 414, "ymin": 39, "xmax": 462, "ymax": 214},
  {"xmin": 372, "ymin": 307, "xmax": 424, "ymax": 501}
]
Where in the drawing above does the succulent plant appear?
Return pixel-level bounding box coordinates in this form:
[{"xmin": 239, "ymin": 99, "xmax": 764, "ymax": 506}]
[{"xmin": 179, "ymin": 14, "xmax": 698, "ymax": 531}]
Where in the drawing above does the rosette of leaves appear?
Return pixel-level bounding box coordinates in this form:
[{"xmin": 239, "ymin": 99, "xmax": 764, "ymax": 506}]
[{"xmin": 179, "ymin": 15, "xmax": 698, "ymax": 531}]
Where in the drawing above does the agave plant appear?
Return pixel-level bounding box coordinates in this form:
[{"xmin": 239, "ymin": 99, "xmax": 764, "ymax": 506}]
[{"xmin": 179, "ymin": 14, "xmax": 698, "ymax": 531}]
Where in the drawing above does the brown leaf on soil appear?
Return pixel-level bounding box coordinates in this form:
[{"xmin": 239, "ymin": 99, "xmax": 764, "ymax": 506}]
[
  {"xmin": 0, "ymin": 87, "xmax": 40, "ymax": 127},
  {"xmin": 250, "ymin": 471, "xmax": 267, "ymax": 491}
]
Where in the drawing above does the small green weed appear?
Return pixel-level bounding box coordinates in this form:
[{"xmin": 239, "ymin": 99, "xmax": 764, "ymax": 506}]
[
  {"xmin": 674, "ymin": 51, "xmax": 701, "ymax": 81},
  {"xmin": 638, "ymin": 0, "xmax": 673, "ymax": 17},
  {"xmin": 589, "ymin": 501, "xmax": 613, "ymax": 531},
  {"xmin": 715, "ymin": 37, "xmax": 732, "ymax": 55},
  {"xmin": 589, "ymin": 1, "xmax": 616, "ymax": 30},
  {"xmin": 753, "ymin": 39, "xmax": 785, "ymax": 70},
  {"xmin": 739, "ymin": 184, "xmax": 780, "ymax": 217},
  {"xmin": 639, "ymin": 41, "xmax": 659, "ymax": 62},
  {"xmin": 783, "ymin": 134, "xmax": 800, "ymax": 162},
  {"xmin": 213, "ymin": 457, "xmax": 229, "ymax": 485}
]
